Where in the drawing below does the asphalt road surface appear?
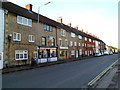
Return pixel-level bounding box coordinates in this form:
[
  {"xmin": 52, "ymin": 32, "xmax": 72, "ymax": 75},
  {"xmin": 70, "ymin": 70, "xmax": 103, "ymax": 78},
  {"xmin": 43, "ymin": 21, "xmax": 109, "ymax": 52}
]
[{"xmin": 3, "ymin": 54, "xmax": 118, "ymax": 88}]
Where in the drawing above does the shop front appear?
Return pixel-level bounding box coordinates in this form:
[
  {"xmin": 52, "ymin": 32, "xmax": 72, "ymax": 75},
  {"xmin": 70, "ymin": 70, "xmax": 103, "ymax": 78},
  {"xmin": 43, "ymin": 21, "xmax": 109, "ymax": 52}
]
[
  {"xmin": 37, "ymin": 47, "xmax": 57, "ymax": 63},
  {"xmin": 59, "ymin": 47, "xmax": 68, "ymax": 60}
]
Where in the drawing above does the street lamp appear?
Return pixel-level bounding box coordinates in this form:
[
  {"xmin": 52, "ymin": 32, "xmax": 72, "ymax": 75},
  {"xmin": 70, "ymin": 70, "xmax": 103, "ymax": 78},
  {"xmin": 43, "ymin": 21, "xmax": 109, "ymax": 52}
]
[
  {"xmin": 37, "ymin": 1, "xmax": 51, "ymax": 64},
  {"xmin": 38, "ymin": 1, "xmax": 51, "ymax": 24}
]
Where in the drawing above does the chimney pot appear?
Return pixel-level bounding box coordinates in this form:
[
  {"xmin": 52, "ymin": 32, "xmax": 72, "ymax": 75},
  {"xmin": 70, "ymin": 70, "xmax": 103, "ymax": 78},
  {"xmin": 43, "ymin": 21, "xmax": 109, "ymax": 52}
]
[
  {"xmin": 26, "ymin": 4, "xmax": 32, "ymax": 11},
  {"xmin": 57, "ymin": 17, "xmax": 62, "ymax": 23}
]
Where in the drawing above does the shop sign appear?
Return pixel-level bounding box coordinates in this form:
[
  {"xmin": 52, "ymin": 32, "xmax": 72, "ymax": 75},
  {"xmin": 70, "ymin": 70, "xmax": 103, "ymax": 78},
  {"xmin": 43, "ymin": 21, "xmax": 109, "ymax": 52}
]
[{"xmin": 60, "ymin": 47, "xmax": 68, "ymax": 49}]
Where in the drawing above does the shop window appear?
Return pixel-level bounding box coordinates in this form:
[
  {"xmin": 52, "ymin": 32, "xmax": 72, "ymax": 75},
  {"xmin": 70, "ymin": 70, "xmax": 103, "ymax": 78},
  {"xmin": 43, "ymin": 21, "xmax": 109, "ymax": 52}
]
[
  {"xmin": 60, "ymin": 51, "xmax": 66, "ymax": 57},
  {"xmin": 39, "ymin": 50, "xmax": 47, "ymax": 58},
  {"xmin": 51, "ymin": 51, "xmax": 56, "ymax": 57}
]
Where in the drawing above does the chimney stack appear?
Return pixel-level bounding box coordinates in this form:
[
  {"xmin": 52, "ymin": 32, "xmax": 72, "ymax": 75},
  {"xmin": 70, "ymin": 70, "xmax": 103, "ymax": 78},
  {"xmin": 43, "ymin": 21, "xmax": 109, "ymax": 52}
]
[
  {"xmin": 80, "ymin": 29, "xmax": 84, "ymax": 32},
  {"xmin": 26, "ymin": 4, "xmax": 32, "ymax": 11},
  {"xmin": 67, "ymin": 23, "xmax": 71, "ymax": 27},
  {"xmin": 57, "ymin": 17, "xmax": 62, "ymax": 23},
  {"xmin": 74, "ymin": 26, "xmax": 78, "ymax": 30}
]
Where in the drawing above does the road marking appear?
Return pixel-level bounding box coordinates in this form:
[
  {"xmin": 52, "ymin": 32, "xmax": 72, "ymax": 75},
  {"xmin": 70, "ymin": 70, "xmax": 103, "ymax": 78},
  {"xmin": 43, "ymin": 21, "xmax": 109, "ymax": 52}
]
[{"xmin": 87, "ymin": 58, "xmax": 119, "ymax": 88}]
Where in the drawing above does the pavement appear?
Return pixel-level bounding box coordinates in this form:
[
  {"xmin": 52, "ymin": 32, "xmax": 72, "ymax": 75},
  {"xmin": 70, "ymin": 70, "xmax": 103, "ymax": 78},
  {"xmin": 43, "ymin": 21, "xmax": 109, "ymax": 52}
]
[
  {"xmin": 2, "ymin": 54, "xmax": 118, "ymax": 88},
  {"xmin": 94, "ymin": 57, "xmax": 120, "ymax": 89},
  {"xmin": 2, "ymin": 56, "xmax": 94, "ymax": 74}
]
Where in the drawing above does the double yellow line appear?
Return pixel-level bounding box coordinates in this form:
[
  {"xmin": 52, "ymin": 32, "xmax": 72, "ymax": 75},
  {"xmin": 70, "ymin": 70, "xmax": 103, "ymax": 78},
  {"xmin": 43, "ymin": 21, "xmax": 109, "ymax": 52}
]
[{"xmin": 88, "ymin": 59, "xmax": 119, "ymax": 87}]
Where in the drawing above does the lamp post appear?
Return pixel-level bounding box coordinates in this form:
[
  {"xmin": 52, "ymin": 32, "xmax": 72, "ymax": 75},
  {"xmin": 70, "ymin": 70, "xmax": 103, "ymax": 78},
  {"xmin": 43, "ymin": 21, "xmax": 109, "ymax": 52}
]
[
  {"xmin": 38, "ymin": 1, "xmax": 51, "ymax": 24},
  {"xmin": 37, "ymin": 1, "xmax": 51, "ymax": 64}
]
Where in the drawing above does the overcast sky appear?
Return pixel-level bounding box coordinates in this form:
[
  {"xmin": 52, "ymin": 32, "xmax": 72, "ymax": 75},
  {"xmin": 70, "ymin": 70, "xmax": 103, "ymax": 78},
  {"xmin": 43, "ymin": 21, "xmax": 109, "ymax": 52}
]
[{"xmin": 7, "ymin": 0, "xmax": 118, "ymax": 48}]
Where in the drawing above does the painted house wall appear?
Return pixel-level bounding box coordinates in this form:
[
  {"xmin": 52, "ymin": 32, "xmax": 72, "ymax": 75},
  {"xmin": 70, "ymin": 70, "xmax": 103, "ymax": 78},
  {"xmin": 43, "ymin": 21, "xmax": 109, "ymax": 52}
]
[{"xmin": 0, "ymin": 9, "xmax": 4, "ymax": 69}]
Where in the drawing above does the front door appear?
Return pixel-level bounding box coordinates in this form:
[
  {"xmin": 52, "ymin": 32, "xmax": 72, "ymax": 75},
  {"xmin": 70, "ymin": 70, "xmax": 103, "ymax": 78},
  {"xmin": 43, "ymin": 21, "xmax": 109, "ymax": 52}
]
[
  {"xmin": 76, "ymin": 51, "xmax": 78, "ymax": 58},
  {"xmin": 0, "ymin": 52, "xmax": 3, "ymax": 69}
]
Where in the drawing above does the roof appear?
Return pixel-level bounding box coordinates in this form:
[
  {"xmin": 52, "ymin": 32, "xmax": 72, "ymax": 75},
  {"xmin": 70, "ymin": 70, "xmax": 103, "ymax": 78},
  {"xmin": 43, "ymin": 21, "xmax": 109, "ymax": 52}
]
[{"xmin": 2, "ymin": 1, "xmax": 104, "ymax": 43}]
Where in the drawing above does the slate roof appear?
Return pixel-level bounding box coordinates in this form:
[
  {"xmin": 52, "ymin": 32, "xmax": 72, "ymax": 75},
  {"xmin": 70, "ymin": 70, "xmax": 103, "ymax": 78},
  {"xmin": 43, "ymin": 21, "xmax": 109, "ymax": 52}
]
[{"xmin": 2, "ymin": 1, "xmax": 104, "ymax": 43}]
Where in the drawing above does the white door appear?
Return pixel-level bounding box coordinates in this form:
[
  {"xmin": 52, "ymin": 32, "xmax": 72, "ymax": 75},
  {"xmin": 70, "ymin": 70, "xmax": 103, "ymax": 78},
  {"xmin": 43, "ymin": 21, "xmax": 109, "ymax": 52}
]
[
  {"xmin": 0, "ymin": 52, "xmax": 3, "ymax": 69},
  {"xmin": 76, "ymin": 51, "xmax": 78, "ymax": 58}
]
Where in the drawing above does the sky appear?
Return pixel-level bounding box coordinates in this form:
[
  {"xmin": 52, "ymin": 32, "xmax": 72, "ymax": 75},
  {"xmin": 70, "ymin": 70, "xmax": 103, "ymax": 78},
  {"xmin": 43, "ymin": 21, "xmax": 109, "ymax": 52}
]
[{"xmin": 7, "ymin": 0, "xmax": 118, "ymax": 48}]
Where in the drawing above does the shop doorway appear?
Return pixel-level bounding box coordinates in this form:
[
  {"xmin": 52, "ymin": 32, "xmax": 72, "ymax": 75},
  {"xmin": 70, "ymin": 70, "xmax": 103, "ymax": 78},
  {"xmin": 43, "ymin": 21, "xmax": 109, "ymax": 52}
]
[{"xmin": 46, "ymin": 49, "xmax": 50, "ymax": 58}]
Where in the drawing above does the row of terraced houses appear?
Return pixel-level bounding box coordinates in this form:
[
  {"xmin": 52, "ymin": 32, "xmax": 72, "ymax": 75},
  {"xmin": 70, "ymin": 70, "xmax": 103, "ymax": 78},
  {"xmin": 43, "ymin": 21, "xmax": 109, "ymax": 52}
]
[{"xmin": 0, "ymin": 1, "xmax": 106, "ymax": 68}]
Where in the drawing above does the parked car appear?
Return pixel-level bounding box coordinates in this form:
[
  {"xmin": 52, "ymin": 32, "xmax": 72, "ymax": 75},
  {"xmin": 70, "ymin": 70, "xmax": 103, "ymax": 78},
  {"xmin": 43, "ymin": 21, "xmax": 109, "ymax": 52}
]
[
  {"xmin": 94, "ymin": 53, "xmax": 101, "ymax": 57},
  {"xmin": 109, "ymin": 52, "xmax": 113, "ymax": 55},
  {"xmin": 101, "ymin": 52, "xmax": 104, "ymax": 55},
  {"xmin": 104, "ymin": 51, "xmax": 109, "ymax": 55}
]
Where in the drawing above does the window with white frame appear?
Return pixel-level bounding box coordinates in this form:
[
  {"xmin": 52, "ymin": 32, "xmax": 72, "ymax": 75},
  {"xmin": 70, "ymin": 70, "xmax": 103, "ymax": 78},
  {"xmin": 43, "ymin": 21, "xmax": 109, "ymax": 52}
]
[
  {"xmin": 13, "ymin": 32, "xmax": 21, "ymax": 41},
  {"xmin": 78, "ymin": 43, "xmax": 81, "ymax": 46},
  {"xmin": 23, "ymin": 17, "xmax": 27, "ymax": 25},
  {"xmin": 17, "ymin": 16, "xmax": 22, "ymax": 24},
  {"xmin": 71, "ymin": 32, "xmax": 75, "ymax": 37},
  {"xmin": 79, "ymin": 49, "xmax": 82, "ymax": 55},
  {"xmin": 85, "ymin": 37, "xmax": 87, "ymax": 41},
  {"xmin": 85, "ymin": 51, "xmax": 87, "ymax": 55},
  {"xmin": 28, "ymin": 35, "xmax": 35, "ymax": 42},
  {"xmin": 59, "ymin": 38, "xmax": 62, "ymax": 46},
  {"xmin": 15, "ymin": 50, "xmax": 28, "ymax": 60},
  {"xmin": 61, "ymin": 29, "xmax": 66, "ymax": 36},
  {"xmin": 33, "ymin": 51, "xmax": 38, "ymax": 59},
  {"xmin": 90, "ymin": 50, "xmax": 92, "ymax": 55},
  {"xmin": 89, "ymin": 39, "xmax": 91, "ymax": 42},
  {"xmin": 78, "ymin": 35, "xmax": 82, "ymax": 39},
  {"xmin": 65, "ymin": 39, "xmax": 68, "ymax": 46},
  {"xmin": 82, "ymin": 43, "xmax": 84, "ymax": 47},
  {"xmin": 50, "ymin": 26, "xmax": 53, "ymax": 31},
  {"xmin": 71, "ymin": 50, "xmax": 75, "ymax": 55},
  {"xmin": 44, "ymin": 24, "xmax": 53, "ymax": 31},
  {"xmin": 70, "ymin": 41, "xmax": 73, "ymax": 46},
  {"xmin": 47, "ymin": 25, "xmax": 49, "ymax": 31},
  {"xmin": 17, "ymin": 16, "xmax": 32, "ymax": 27},
  {"xmin": 28, "ymin": 19, "xmax": 32, "ymax": 26},
  {"xmin": 74, "ymin": 42, "xmax": 77, "ymax": 46}
]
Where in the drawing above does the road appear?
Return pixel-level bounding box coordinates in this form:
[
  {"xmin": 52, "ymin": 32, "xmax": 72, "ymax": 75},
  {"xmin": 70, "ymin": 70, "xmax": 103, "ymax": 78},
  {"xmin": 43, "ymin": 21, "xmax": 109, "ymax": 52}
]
[{"xmin": 3, "ymin": 54, "xmax": 118, "ymax": 88}]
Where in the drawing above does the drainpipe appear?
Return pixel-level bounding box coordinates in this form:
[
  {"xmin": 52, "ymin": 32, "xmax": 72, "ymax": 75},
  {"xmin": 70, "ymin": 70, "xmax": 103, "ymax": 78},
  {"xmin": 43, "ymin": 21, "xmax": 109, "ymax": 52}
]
[{"xmin": 56, "ymin": 26, "xmax": 58, "ymax": 59}]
